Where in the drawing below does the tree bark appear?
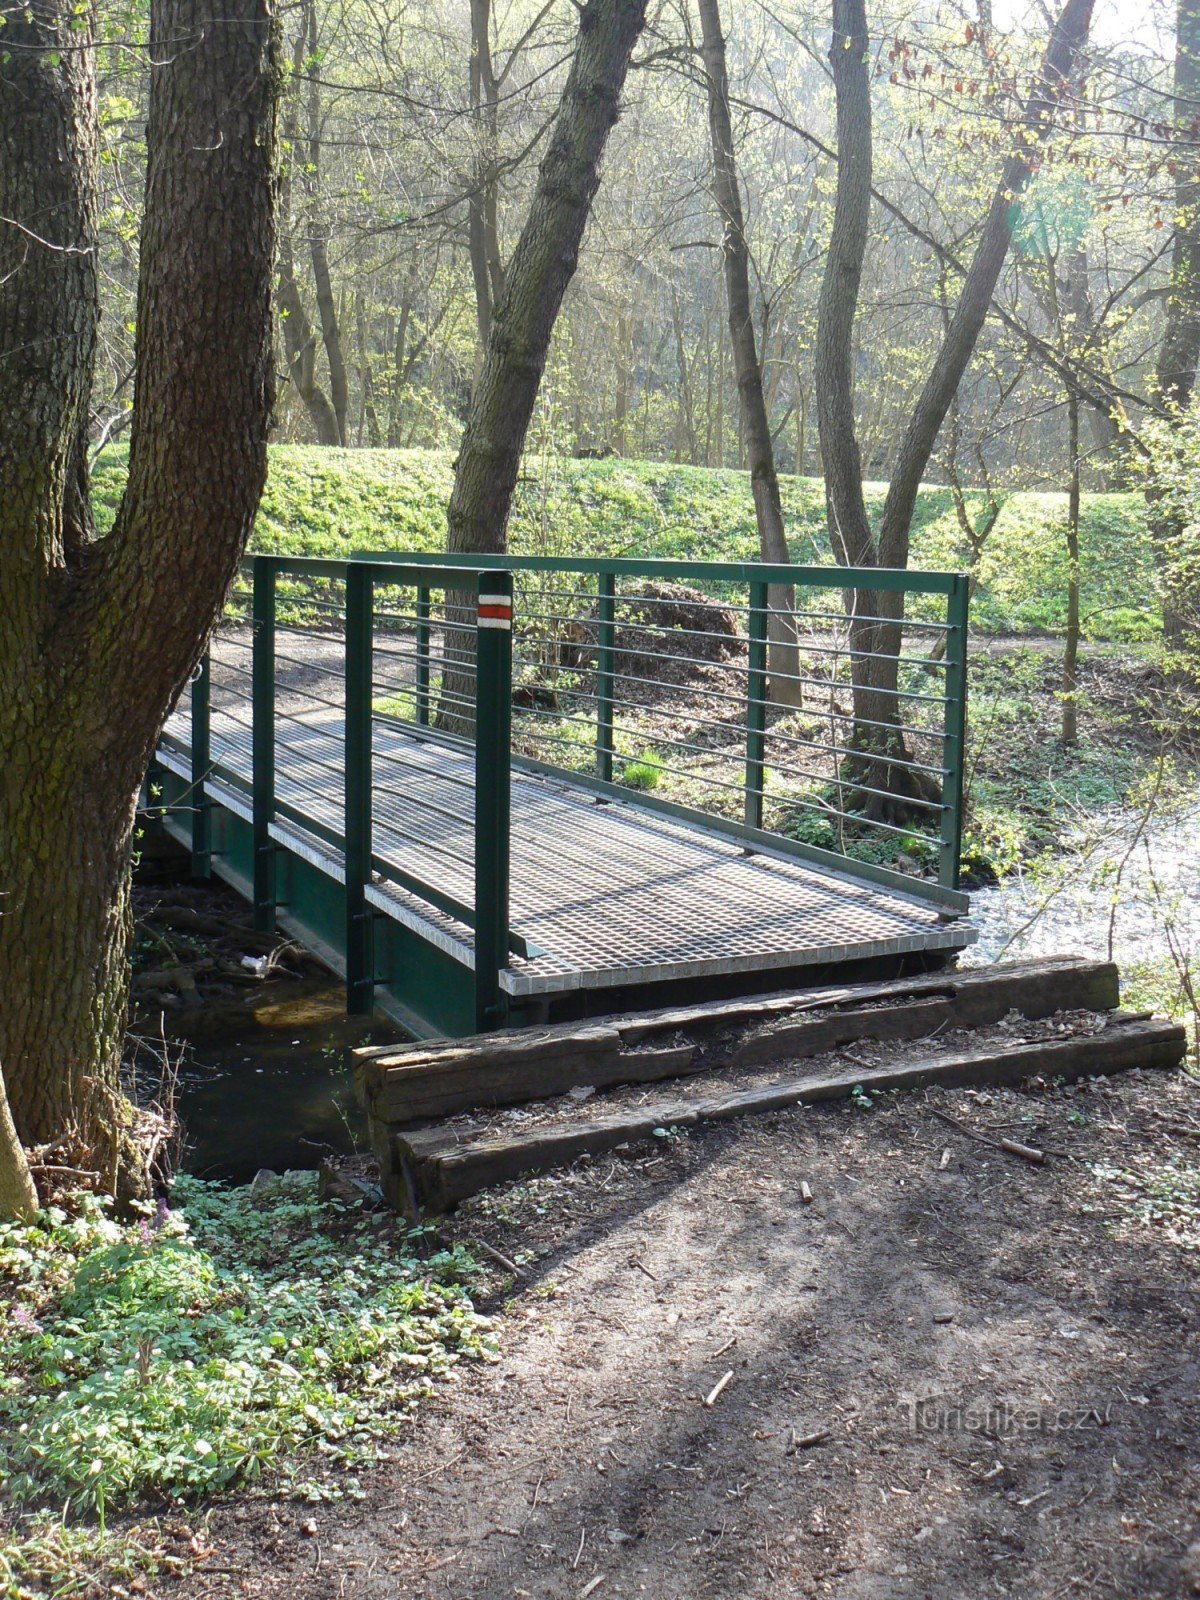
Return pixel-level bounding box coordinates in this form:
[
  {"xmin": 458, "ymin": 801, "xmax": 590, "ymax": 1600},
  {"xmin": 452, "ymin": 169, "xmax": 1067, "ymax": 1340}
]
[
  {"xmin": 447, "ymin": 0, "xmax": 648, "ymax": 556},
  {"xmin": 0, "ymin": 0, "xmax": 279, "ymax": 1192},
  {"xmin": 696, "ymin": 0, "xmax": 802, "ymax": 705}
]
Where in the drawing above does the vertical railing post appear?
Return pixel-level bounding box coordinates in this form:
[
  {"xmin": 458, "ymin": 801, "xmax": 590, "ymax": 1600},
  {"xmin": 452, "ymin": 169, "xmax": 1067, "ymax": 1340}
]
[
  {"xmin": 345, "ymin": 562, "xmax": 375, "ymax": 1015},
  {"xmin": 745, "ymin": 580, "xmax": 769, "ymax": 832},
  {"xmin": 939, "ymin": 574, "xmax": 970, "ymax": 890},
  {"xmin": 190, "ymin": 652, "xmax": 212, "ymax": 879},
  {"xmin": 415, "ymin": 585, "xmax": 431, "ymax": 726},
  {"xmin": 474, "ymin": 569, "xmax": 513, "ymax": 1032},
  {"xmin": 596, "ymin": 570, "xmax": 615, "ymax": 783},
  {"xmin": 251, "ymin": 558, "xmax": 277, "ymax": 933}
]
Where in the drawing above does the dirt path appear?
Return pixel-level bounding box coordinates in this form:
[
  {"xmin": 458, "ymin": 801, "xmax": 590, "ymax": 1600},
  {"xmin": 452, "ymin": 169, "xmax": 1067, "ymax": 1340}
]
[{"xmin": 167, "ymin": 1067, "xmax": 1200, "ymax": 1600}]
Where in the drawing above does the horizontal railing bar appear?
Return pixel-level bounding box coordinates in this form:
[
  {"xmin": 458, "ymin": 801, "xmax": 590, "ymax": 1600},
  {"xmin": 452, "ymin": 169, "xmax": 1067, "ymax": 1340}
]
[
  {"xmin": 512, "ymin": 583, "xmax": 953, "ymax": 633},
  {"xmin": 354, "ymin": 549, "xmax": 965, "ymax": 597},
  {"xmin": 514, "ymin": 707, "xmax": 946, "ymax": 811},
  {"xmin": 245, "ymin": 554, "xmax": 515, "ymax": 590},
  {"xmin": 518, "ymin": 677, "xmax": 940, "ymax": 745},
  {"xmin": 514, "ymin": 604, "xmax": 951, "ymax": 669}
]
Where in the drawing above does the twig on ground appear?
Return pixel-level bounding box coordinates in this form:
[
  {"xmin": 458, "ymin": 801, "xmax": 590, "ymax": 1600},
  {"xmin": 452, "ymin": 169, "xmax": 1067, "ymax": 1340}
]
[{"xmin": 704, "ymin": 1370, "xmax": 734, "ymax": 1408}]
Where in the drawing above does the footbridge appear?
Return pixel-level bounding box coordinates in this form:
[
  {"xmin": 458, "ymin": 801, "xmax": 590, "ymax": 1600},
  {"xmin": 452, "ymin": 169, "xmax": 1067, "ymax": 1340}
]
[{"xmin": 151, "ymin": 552, "xmax": 974, "ymax": 1038}]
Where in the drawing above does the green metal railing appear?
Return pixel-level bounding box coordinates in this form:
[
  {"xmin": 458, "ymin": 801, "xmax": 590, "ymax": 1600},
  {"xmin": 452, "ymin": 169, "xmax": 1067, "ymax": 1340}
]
[
  {"xmin": 362, "ymin": 551, "xmax": 970, "ymax": 896},
  {"xmin": 177, "ymin": 550, "xmax": 968, "ymax": 1031},
  {"xmin": 184, "ymin": 556, "xmax": 516, "ymax": 1029}
]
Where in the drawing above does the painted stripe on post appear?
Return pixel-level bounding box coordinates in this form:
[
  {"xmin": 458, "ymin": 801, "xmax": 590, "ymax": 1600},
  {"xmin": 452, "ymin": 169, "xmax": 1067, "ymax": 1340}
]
[{"xmin": 478, "ymin": 595, "xmax": 512, "ymax": 630}]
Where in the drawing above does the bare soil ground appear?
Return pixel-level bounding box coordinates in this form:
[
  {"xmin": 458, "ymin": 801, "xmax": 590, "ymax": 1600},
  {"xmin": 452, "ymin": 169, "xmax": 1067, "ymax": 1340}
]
[{"xmin": 163, "ymin": 1064, "xmax": 1200, "ymax": 1600}]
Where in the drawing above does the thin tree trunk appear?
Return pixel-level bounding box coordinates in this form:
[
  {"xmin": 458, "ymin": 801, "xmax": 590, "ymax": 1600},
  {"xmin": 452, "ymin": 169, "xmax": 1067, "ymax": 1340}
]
[
  {"xmin": 0, "ymin": 0, "xmax": 279, "ymax": 1192},
  {"xmin": 876, "ymin": 0, "xmax": 1096, "ymax": 569},
  {"xmin": 440, "ymin": 0, "xmax": 647, "ymax": 735},
  {"xmin": 468, "ymin": 0, "xmax": 506, "ymax": 362},
  {"xmin": 1062, "ymin": 391, "xmax": 1081, "ymax": 746},
  {"xmin": 0, "ymin": 1071, "xmax": 37, "ymax": 1220},
  {"xmin": 815, "ymin": 0, "xmax": 1094, "ymax": 822},
  {"xmin": 1152, "ymin": 0, "xmax": 1200, "ymax": 652},
  {"xmin": 446, "ymin": 0, "xmax": 648, "ymax": 557},
  {"xmin": 696, "ymin": 0, "xmax": 801, "ymax": 705},
  {"xmin": 303, "ymin": 0, "xmax": 347, "ymax": 445},
  {"xmin": 278, "ymin": 22, "xmax": 339, "ymax": 445}
]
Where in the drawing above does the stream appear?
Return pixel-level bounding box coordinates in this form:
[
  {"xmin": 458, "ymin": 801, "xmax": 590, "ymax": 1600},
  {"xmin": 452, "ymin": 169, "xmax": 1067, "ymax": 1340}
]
[{"xmin": 168, "ymin": 980, "xmax": 403, "ymax": 1180}]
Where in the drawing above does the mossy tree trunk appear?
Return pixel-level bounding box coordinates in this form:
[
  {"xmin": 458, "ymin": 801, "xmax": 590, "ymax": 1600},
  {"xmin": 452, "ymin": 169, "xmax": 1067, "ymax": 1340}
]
[{"xmin": 0, "ymin": 0, "xmax": 280, "ymax": 1197}]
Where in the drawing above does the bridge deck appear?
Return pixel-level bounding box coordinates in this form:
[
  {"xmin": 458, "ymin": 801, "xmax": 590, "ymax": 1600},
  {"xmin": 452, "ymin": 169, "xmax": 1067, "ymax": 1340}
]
[{"xmin": 161, "ymin": 700, "xmax": 974, "ymax": 1002}]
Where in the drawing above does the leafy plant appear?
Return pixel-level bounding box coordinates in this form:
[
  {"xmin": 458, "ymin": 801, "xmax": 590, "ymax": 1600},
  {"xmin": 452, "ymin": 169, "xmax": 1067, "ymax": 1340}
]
[{"xmin": 0, "ymin": 1176, "xmax": 494, "ymax": 1515}]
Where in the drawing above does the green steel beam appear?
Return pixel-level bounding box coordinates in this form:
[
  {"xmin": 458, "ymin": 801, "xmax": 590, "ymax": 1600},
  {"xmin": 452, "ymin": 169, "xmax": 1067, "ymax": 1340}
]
[
  {"xmin": 939, "ymin": 572, "xmax": 970, "ymax": 890},
  {"xmin": 473, "ymin": 570, "xmax": 514, "ymax": 1032},
  {"xmin": 344, "ymin": 563, "xmax": 375, "ymax": 1015},
  {"xmin": 745, "ymin": 580, "xmax": 769, "ymax": 832},
  {"xmin": 596, "ymin": 571, "xmax": 615, "ymax": 784},
  {"xmin": 251, "ymin": 558, "xmax": 277, "ymax": 932},
  {"xmin": 415, "ymin": 585, "xmax": 431, "ymax": 726}
]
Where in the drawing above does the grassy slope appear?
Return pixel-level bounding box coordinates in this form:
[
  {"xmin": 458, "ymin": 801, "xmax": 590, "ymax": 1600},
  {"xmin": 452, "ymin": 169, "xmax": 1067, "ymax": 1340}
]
[{"xmin": 91, "ymin": 444, "xmax": 1158, "ymax": 640}]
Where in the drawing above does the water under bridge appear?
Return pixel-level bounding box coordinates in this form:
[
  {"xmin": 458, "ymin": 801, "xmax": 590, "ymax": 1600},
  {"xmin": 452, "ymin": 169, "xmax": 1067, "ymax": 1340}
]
[{"xmin": 150, "ymin": 552, "xmax": 974, "ymax": 1039}]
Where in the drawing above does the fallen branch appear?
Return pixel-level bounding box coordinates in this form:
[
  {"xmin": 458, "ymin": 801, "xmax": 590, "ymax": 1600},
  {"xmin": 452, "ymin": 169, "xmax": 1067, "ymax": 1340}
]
[{"xmin": 929, "ymin": 1107, "xmax": 1046, "ymax": 1164}]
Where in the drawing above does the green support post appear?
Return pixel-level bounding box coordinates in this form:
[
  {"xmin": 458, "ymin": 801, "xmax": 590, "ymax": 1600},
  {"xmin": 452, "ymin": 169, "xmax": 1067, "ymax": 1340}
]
[
  {"xmin": 473, "ymin": 570, "xmax": 513, "ymax": 1032},
  {"xmin": 745, "ymin": 580, "xmax": 769, "ymax": 832},
  {"xmin": 415, "ymin": 585, "xmax": 431, "ymax": 726},
  {"xmin": 345, "ymin": 563, "xmax": 376, "ymax": 1015},
  {"xmin": 596, "ymin": 571, "xmax": 615, "ymax": 782},
  {"xmin": 939, "ymin": 573, "xmax": 970, "ymax": 890},
  {"xmin": 251, "ymin": 559, "xmax": 277, "ymax": 932},
  {"xmin": 190, "ymin": 653, "xmax": 212, "ymax": 878}
]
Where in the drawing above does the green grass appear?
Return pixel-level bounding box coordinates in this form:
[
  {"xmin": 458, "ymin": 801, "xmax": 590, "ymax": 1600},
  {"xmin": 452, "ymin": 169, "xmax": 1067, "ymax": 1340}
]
[{"xmin": 90, "ymin": 445, "xmax": 1159, "ymax": 642}]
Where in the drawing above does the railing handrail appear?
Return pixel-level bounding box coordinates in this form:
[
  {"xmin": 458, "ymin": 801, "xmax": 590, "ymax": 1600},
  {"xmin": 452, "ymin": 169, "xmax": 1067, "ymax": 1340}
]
[
  {"xmin": 351, "ymin": 548, "xmax": 969, "ymax": 598},
  {"xmin": 240, "ymin": 552, "xmax": 495, "ymax": 590}
]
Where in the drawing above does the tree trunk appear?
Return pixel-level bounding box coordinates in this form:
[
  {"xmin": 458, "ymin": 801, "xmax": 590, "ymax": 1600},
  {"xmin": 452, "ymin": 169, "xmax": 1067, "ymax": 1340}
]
[
  {"xmin": 303, "ymin": 0, "xmax": 347, "ymax": 445},
  {"xmin": 446, "ymin": 0, "xmax": 648, "ymax": 557},
  {"xmin": 815, "ymin": 0, "xmax": 1094, "ymax": 824},
  {"xmin": 278, "ymin": 22, "xmax": 340, "ymax": 445},
  {"xmin": 468, "ymin": 0, "xmax": 507, "ymax": 364},
  {"xmin": 0, "ymin": 1071, "xmax": 37, "ymax": 1221},
  {"xmin": 0, "ymin": 0, "xmax": 279, "ymax": 1193},
  {"xmin": 696, "ymin": 0, "xmax": 802, "ymax": 705},
  {"xmin": 439, "ymin": 0, "xmax": 647, "ymax": 736},
  {"xmin": 278, "ymin": 248, "xmax": 342, "ymax": 444},
  {"xmin": 815, "ymin": 0, "xmax": 914, "ymax": 820},
  {"xmin": 1151, "ymin": 0, "xmax": 1200, "ymax": 653},
  {"xmin": 1062, "ymin": 391, "xmax": 1081, "ymax": 746},
  {"xmin": 876, "ymin": 0, "xmax": 1096, "ymax": 571}
]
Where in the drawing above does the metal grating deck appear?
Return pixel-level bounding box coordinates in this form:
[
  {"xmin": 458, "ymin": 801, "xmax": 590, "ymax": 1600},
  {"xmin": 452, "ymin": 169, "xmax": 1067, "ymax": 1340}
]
[{"xmin": 161, "ymin": 700, "xmax": 975, "ymax": 997}]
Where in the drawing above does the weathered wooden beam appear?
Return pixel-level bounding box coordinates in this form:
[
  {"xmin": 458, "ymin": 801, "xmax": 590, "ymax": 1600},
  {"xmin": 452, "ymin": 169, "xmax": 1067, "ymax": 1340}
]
[
  {"xmin": 382, "ymin": 1015, "xmax": 1185, "ymax": 1215},
  {"xmin": 356, "ymin": 957, "xmax": 1121, "ymax": 1127}
]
